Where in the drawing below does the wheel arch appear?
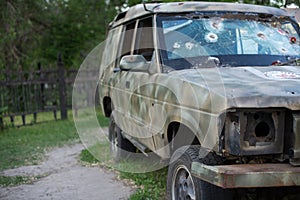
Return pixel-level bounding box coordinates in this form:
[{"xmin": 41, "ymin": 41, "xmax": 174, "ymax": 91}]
[
  {"xmin": 103, "ymin": 96, "xmax": 112, "ymax": 117},
  {"xmin": 166, "ymin": 121, "xmax": 201, "ymax": 149}
]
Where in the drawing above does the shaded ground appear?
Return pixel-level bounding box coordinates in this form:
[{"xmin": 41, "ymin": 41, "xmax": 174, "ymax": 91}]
[{"xmin": 0, "ymin": 143, "xmax": 135, "ymax": 200}]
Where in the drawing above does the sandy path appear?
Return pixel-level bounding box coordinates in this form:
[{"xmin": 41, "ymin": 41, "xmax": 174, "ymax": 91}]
[{"xmin": 0, "ymin": 143, "xmax": 135, "ymax": 200}]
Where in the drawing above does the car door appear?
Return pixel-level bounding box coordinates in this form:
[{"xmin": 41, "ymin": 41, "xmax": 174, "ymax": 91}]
[{"xmin": 112, "ymin": 17, "xmax": 157, "ymax": 151}]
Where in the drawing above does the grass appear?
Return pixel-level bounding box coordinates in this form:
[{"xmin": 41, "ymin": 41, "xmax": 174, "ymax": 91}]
[
  {"xmin": 80, "ymin": 148, "xmax": 100, "ymax": 165},
  {"xmin": 0, "ymin": 117, "xmax": 77, "ymax": 171},
  {"xmin": 2, "ymin": 110, "xmax": 61, "ymax": 128},
  {"xmin": 121, "ymin": 167, "xmax": 167, "ymax": 200},
  {"xmin": 79, "ymin": 143, "xmax": 168, "ymax": 200},
  {"xmin": 0, "ymin": 107, "xmax": 167, "ymax": 199},
  {"xmin": 0, "ymin": 108, "xmax": 109, "ymax": 187},
  {"xmin": 0, "ymin": 175, "xmax": 45, "ymax": 187},
  {"xmin": 0, "ymin": 111, "xmax": 77, "ymax": 171},
  {"xmin": 78, "ymin": 109, "xmax": 168, "ymax": 199},
  {"xmin": 0, "ymin": 117, "xmax": 77, "ymax": 187},
  {"xmin": 0, "ymin": 108, "xmax": 108, "ymax": 171}
]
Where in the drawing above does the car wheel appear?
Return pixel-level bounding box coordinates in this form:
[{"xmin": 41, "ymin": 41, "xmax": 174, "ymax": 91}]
[
  {"xmin": 108, "ymin": 115, "xmax": 136, "ymax": 161},
  {"xmin": 167, "ymin": 145, "xmax": 233, "ymax": 200}
]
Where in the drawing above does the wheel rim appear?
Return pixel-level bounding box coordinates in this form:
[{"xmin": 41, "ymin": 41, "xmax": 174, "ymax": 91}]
[{"xmin": 172, "ymin": 165, "xmax": 196, "ymax": 200}]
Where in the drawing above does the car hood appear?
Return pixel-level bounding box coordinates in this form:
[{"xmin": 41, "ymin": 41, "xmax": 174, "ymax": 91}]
[{"xmin": 170, "ymin": 66, "xmax": 300, "ymax": 111}]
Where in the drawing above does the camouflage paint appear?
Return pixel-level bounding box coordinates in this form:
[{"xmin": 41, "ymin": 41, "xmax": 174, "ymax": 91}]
[{"xmin": 99, "ymin": 1, "xmax": 300, "ymax": 187}]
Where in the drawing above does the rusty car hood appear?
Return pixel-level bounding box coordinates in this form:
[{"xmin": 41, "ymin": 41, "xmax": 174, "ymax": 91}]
[{"xmin": 170, "ymin": 66, "xmax": 300, "ymax": 110}]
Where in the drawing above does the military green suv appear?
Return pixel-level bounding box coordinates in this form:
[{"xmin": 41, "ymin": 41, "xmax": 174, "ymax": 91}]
[{"xmin": 99, "ymin": 2, "xmax": 300, "ymax": 199}]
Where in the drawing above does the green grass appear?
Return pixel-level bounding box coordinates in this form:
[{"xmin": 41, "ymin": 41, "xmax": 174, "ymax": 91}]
[
  {"xmin": 1, "ymin": 107, "xmax": 109, "ymax": 128},
  {"xmin": 2, "ymin": 110, "xmax": 61, "ymax": 127},
  {"xmin": 80, "ymin": 149, "xmax": 100, "ymax": 164},
  {"xmin": 79, "ymin": 143, "xmax": 168, "ymax": 200},
  {"xmin": 0, "ymin": 108, "xmax": 109, "ymax": 187},
  {"xmin": 0, "ymin": 175, "xmax": 45, "ymax": 187},
  {"xmin": 0, "ymin": 118, "xmax": 78, "ymax": 171},
  {"xmin": 0, "ymin": 112, "xmax": 78, "ymax": 186},
  {"xmin": 78, "ymin": 113, "xmax": 168, "ymax": 200},
  {"xmin": 0, "ymin": 108, "xmax": 109, "ymax": 171},
  {"xmin": 74, "ymin": 107, "xmax": 109, "ymax": 127},
  {"xmin": 121, "ymin": 168, "xmax": 167, "ymax": 200},
  {"xmin": 0, "ymin": 106, "xmax": 168, "ymax": 198}
]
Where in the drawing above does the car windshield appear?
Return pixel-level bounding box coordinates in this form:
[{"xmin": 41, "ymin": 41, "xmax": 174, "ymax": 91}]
[{"xmin": 157, "ymin": 13, "xmax": 300, "ymax": 70}]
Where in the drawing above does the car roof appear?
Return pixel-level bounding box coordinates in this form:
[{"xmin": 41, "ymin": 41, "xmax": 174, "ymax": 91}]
[{"xmin": 109, "ymin": 1, "xmax": 291, "ymax": 28}]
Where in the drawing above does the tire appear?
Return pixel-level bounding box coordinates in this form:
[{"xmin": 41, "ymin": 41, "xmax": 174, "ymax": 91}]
[
  {"xmin": 108, "ymin": 115, "xmax": 136, "ymax": 162},
  {"xmin": 167, "ymin": 145, "xmax": 233, "ymax": 200}
]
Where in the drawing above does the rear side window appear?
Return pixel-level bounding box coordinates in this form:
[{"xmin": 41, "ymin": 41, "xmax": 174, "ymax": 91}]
[
  {"xmin": 102, "ymin": 26, "xmax": 122, "ymax": 67},
  {"xmin": 120, "ymin": 22, "xmax": 136, "ymax": 58}
]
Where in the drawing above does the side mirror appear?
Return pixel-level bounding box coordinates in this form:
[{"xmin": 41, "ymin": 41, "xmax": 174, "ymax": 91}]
[{"xmin": 119, "ymin": 55, "xmax": 149, "ymax": 72}]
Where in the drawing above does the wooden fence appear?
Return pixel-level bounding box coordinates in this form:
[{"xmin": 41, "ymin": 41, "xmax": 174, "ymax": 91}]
[{"xmin": 0, "ymin": 55, "xmax": 99, "ymax": 128}]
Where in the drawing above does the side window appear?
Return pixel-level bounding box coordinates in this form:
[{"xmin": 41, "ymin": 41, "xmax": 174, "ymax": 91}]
[
  {"xmin": 134, "ymin": 17, "xmax": 154, "ymax": 61},
  {"xmin": 120, "ymin": 21, "xmax": 136, "ymax": 58},
  {"xmin": 102, "ymin": 26, "xmax": 122, "ymax": 67}
]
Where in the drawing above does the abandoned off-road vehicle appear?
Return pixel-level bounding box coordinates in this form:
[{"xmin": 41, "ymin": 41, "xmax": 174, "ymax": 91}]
[{"xmin": 99, "ymin": 2, "xmax": 300, "ymax": 199}]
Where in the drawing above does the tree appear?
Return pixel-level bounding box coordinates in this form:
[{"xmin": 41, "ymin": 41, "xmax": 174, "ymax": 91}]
[
  {"xmin": 0, "ymin": 0, "xmax": 118, "ymax": 70},
  {"xmin": 1, "ymin": 0, "xmax": 293, "ymax": 70},
  {"xmin": 0, "ymin": 0, "xmax": 49, "ymax": 70},
  {"xmin": 40, "ymin": 0, "xmax": 113, "ymax": 68}
]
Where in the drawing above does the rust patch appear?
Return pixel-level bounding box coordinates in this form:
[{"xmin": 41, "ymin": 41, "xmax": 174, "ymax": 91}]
[{"xmin": 192, "ymin": 162, "xmax": 300, "ymax": 188}]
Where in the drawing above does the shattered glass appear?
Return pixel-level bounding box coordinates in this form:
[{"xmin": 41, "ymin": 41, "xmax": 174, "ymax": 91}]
[{"xmin": 158, "ymin": 13, "xmax": 300, "ymax": 69}]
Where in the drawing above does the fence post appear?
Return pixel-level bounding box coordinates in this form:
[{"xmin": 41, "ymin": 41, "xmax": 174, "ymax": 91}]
[
  {"xmin": 33, "ymin": 112, "xmax": 37, "ymax": 124},
  {"xmin": 37, "ymin": 62, "xmax": 45, "ymax": 108},
  {"xmin": 58, "ymin": 53, "xmax": 68, "ymax": 119},
  {"xmin": 10, "ymin": 115, "xmax": 14, "ymax": 126},
  {"xmin": 0, "ymin": 117, "xmax": 3, "ymax": 130},
  {"xmin": 21, "ymin": 114, "xmax": 26, "ymax": 126}
]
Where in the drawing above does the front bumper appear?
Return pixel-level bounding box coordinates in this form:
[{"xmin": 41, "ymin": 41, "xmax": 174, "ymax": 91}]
[{"xmin": 191, "ymin": 162, "xmax": 300, "ymax": 188}]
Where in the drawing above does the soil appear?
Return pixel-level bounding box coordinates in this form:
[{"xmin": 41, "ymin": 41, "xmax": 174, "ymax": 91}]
[{"xmin": 0, "ymin": 143, "xmax": 135, "ymax": 200}]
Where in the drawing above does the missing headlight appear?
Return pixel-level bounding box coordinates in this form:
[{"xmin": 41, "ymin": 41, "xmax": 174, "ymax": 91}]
[
  {"xmin": 255, "ymin": 122, "xmax": 270, "ymax": 138},
  {"xmin": 225, "ymin": 109, "xmax": 285, "ymax": 156},
  {"xmin": 244, "ymin": 112, "xmax": 276, "ymax": 146}
]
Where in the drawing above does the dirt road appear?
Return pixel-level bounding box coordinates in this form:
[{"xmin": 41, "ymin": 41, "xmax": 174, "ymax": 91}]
[{"xmin": 0, "ymin": 143, "xmax": 135, "ymax": 200}]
